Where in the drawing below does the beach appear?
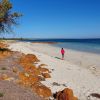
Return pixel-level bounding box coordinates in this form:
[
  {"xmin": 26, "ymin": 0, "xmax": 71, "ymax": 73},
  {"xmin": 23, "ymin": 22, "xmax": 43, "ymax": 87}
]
[
  {"xmin": 7, "ymin": 41, "xmax": 100, "ymax": 100},
  {"xmin": 31, "ymin": 42, "xmax": 100, "ymax": 75},
  {"xmin": 19, "ymin": 42, "xmax": 100, "ymax": 74}
]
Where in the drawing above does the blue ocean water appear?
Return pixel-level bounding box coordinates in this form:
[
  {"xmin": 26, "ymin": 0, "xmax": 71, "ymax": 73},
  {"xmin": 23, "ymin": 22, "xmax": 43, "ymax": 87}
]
[
  {"xmin": 53, "ymin": 42, "xmax": 100, "ymax": 54},
  {"xmin": 21, "ymin": 39, "xmax": 100, "ymax": 54}
]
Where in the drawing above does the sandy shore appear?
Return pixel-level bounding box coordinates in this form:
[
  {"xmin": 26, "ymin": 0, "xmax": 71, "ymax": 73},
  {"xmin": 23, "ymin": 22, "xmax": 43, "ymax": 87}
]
[
  {"xmin": 31, "ymin": 43, "xmax": 100, "ymax": 75},
  {"xmin": 8, "ymin": 42, "xmax": 100, "ymax": 100}
]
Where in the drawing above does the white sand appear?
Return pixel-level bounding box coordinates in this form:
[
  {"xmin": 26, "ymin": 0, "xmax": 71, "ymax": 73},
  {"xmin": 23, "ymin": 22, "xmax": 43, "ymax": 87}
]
[
  {"xmin": 28, "ymin": 43, "xmax": 100, "ymax": 76},
  {"xmin": 8, "ymin": 42, "xmax": 100, "ymax": 100}
]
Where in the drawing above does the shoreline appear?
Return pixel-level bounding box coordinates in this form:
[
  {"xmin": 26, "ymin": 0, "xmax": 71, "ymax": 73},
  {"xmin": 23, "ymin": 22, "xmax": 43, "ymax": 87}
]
[{"xmin": 32, "ymin": 42, "xmax": 100, "ymax": 74}]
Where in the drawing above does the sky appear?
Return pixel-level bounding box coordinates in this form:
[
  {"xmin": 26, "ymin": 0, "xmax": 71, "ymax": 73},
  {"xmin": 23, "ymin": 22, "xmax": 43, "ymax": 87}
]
[{"xmin": 3, "ymin": 0, "xmax": 100, "ymax": 38}]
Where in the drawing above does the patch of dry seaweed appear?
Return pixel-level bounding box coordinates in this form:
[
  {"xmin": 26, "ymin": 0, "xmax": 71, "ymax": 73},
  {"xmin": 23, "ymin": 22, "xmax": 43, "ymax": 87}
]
[{"xmin": 90, "ymin": 93, "xmax": 100, "ymax": 99}]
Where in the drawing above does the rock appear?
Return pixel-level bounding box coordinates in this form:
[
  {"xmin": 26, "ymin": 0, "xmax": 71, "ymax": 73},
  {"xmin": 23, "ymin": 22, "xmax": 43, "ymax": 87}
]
[
  {"xmin": 19, "ymin": 72, "xmax": 39, "ymax": 86},
  {"xmin": 12, "ymin": 67, "xmax": 18, "ymax": 73},
  {"xmin": 38, "ymin": 75, "xmax": 45, "ymax": 81},
  {"xmin": 32, "ymin": 83, "xmax": 52, "ymax": 98},
  {"xmin": 22, "ymin": 63, "xmax": 37, "ymax": 71},
  {"xmin": 0, "ymin": 42, "xmax": 7, "ymax": 48},
  {"xmin": 0, "ymin": 50, "xmax": 12, "ymax": 59},
  {"xmin": 38, "ymin": 67, "xmax": 50, "ymax": 73},
  {"xmin": 18, "ymin": 54, "xmax": 52, "ymax": 99},
  {"xmin": 31, "ymin": 68, "xmax": 41, "ymax": 76},
  {"xmin": 19, "ymin": 54, "xmax": 39, "ymax": 65},
  {"xmin": 42, "ymin": 73, "xmax": 51, "ymax": 78},
  {"xmin": 24, "ymin": 73, "xmax": 30, "ymax": 77},
  {"xmin": 26, "ymin": 66, "xmax": 41, "ymax": 76},
  {"xmin": 29, "ymin": 75, "xmax": 39, "ymax": 85},
  {"xmin": 53, "ymin": 88, "xmax": 78, "ymax": 100}
]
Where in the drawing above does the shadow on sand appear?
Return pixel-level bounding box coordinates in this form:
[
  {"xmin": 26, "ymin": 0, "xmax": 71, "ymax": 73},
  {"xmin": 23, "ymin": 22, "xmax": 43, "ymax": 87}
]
[{"xmin": 54, "ymin": 57, "xmax": 61, "ymax": 60}]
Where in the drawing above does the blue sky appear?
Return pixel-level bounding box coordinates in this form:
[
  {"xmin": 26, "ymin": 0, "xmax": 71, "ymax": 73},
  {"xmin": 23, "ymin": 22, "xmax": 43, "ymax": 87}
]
[{"xmin": 4, "ymin": 0, "xmax": 100, "ymax": 38}]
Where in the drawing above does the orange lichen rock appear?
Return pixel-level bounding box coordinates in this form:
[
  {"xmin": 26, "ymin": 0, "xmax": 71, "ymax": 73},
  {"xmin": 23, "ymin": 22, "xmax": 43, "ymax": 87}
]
[
  {"xmin": 0, "ymin": 42, "xmax": 12, "ymax": 59},
  {"xmin": 19, "ymin": 54, "xmax": 41, "ymax": 76},
  {"xmin": 12, "ymin": 67, "xmax": 18, "ymax": 73},
  {"xmin": 54, "ymin": 88, "xmax": 78, "ymax": 100},
  {"xmin": 38, "ymin": 67, "xmax": 50, "ymax": 73},
  {"xmin": 30, "ymin": 68, "xmax": 41, "ymax": 76},
  {"xmin": 22, "ymin": 63, "xmax": 37, "ymax": 71},
  {"xmin": 42, "ymin": 73, "xmax": 51, "ymax": 78},
  {"xmin": 32, "ymin": 83, "xmax": 52, "ymax": 98},
  {"xmin": 20, "ymin": 63, "xmax": 41, "ymax": 76},
  {"xmin": 20, "ymin": 54, "xmax": 39, "ymax": 65},
  {"xmin": 18, "ymin": 72, "xmax": 39, "ymax": 86},
  {"xmin": 38, "ymin": 67, "xmax": 51, "ymax": 78},
  {"xmin": 0, "ymin": 42, "xmax": 7, "ymax": 48},
  {"xmin": 18, "ymin": 53, "xmax": 52, "ymax": 98},
  {"xmin": 0, "ymin": 50, "xmax": 12, "ymax": 59}
]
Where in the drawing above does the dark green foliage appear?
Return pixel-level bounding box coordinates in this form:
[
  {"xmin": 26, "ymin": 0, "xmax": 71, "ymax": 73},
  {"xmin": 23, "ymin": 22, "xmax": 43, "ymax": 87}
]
[
  {"xmin": 0, "ymin": 92, "xmax": 4, "ymax": 97},
  {"xmin": 1, "ymin": 67, "xmax": 7, "ymax": 70},
  {"xmin": 0, "ymin": 47, "xmax": 10, "ymax": 52},
  {"xmin": 0, "ymin": 0, "xmax": 22, "ymax": 33}
]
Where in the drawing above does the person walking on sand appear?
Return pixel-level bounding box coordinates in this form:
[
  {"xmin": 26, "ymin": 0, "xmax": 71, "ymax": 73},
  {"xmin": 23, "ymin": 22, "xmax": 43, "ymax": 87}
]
[{"xmin": 61, "ymin": 48, "xmax": 65, "ymax": 60}]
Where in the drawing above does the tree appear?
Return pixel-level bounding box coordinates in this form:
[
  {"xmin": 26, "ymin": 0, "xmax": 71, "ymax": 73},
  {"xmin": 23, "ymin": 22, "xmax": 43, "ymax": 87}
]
[{"xmin": 0, "ymin": 0, "xmax": 22, "ymax": 33}]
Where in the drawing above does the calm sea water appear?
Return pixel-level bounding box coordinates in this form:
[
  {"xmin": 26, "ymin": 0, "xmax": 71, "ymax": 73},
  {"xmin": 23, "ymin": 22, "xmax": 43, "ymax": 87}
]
[
  {"xmin": 21, "ymin": 39, "xmax": 100, "ymax": 54},
  {"xmin": 53, "ymin": 42, "xmax": 100, "ymax": 54}
]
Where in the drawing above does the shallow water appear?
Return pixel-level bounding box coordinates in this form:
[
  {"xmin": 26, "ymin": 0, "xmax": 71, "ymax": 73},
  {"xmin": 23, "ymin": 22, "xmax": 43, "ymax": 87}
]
[
  {"xmin": 52, "ymin": 42, "xmax": 100, "ymax": 54},
  {"xmin": 20, "ymin": 39, "xmax": 100, "ymax": 54}
]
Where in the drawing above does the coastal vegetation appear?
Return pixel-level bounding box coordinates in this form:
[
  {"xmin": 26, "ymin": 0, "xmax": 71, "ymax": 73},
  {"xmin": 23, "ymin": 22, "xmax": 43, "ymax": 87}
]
[
  {"xmin": 0, "ymin": 0, "xmax": 22, "ymax": 33},
  {"xmin": 0, "ymin": 92, "xmax": 4, "ymax": 97}
]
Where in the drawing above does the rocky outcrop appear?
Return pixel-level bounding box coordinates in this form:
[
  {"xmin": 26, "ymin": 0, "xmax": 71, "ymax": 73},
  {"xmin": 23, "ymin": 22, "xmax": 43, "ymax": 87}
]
[
  {"xmin": 0, "ymin": 42, "xmax": 8, "ymax": 48},
  {"xmin": 0, "ymin": 42, "xmax": 12, "ymax": 59},
  {"xmin": 0, "ymin": 50, "xmax": 44, "ymax": 100},
  {"xmin": 38, "ymin": 67, "xmax": 50, "ymax": 73},
  {"xmin": 18, "ymin": 54, "xmax": 52, "ymax": 98},
  {"xmin": 18, "ymin": 72, "xmax": 39, "ymax": 86},
  {"xmin": 0, "ymin": 44, "xmax": 52, "ymax": 99},
  {"xmin": 42, "ymin": 73, "xmax": 51, "ymax": 78},
  {"xmin": 19, "ymin": 54, "xmax": 39, "ymax": 64},
  {"xmin": 53, "ymin": 88, "xmax": 78, "ymax": 100},
  {"xmin": 32, "ymin": 83, "xmax": 52, "ymax": 98},
  {"xmin": 0, "ymin": 51, "xmax": 12, "ymax": 59}
]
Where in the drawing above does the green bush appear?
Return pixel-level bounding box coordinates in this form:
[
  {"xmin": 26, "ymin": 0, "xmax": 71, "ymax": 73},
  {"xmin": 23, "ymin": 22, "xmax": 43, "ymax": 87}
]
[
  {"xmin": 0, "ymin": 92, "xmax": 4, "ymax": 97},
  {"xmin": 1, "ymin": 67, "xmax": 7, "ymax": 70}
]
